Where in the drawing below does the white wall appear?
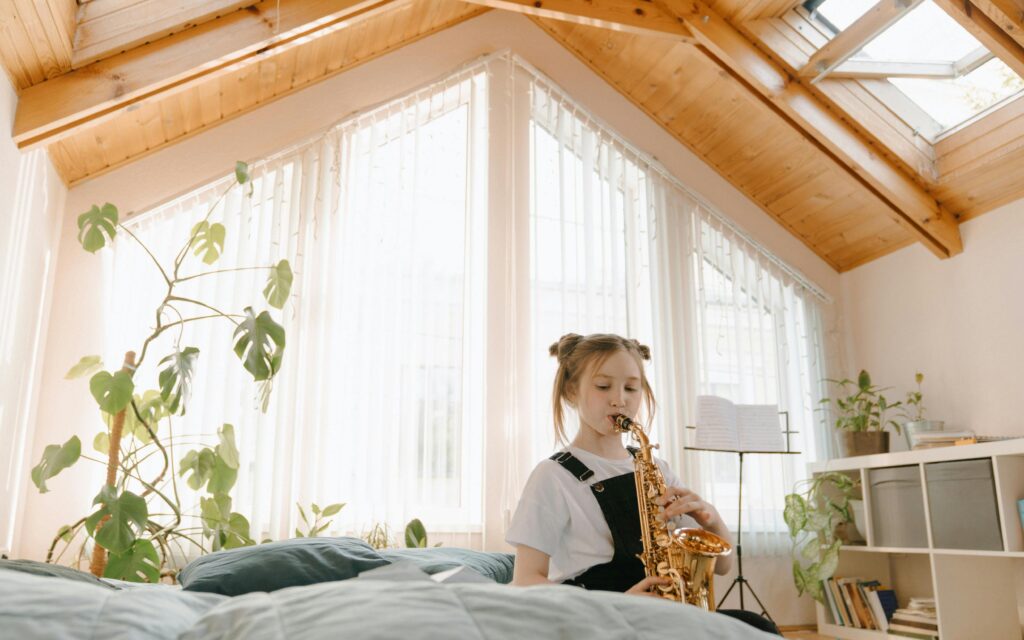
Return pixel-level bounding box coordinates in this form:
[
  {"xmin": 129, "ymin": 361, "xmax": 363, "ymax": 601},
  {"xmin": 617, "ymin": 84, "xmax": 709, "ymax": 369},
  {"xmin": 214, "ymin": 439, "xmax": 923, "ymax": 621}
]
[
  {"xmin": 840, "ymin": 200, "xmax": 1024, "ymax": 445},
  {"xmin": 0, "ymin": 72, "xmax": 67, "ymax": 555},
  {"xmin": 19, "ymin": 11, "xmax": 840, "ymax": 623}
]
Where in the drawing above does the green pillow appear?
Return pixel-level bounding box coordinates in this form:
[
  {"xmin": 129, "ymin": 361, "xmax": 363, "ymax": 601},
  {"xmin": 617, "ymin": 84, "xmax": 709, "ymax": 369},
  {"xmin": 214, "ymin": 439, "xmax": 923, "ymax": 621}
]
[
  {"xmin": 0, "ymin": 559, "xmax": 118, "ymax": 590},
  {"xmin": 377, "ymin": 547, "xmax": 515, "ymax": 584},
  {"xmin": 179, "ymin": 536, "xmax": 388, "ymax": 596}
]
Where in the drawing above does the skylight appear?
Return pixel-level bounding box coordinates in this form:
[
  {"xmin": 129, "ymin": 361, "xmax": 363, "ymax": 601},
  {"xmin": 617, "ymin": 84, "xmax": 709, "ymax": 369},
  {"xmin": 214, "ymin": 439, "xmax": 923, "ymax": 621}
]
[{"xmin": 804, "ymin": 0, "xmax": 1024, "ymax": 135}]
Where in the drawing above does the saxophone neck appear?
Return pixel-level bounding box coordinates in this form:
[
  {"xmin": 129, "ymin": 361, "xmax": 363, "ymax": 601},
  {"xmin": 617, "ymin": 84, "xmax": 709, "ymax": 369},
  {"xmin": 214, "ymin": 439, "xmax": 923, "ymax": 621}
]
[{"xmin": 613, "ymin": 414, "xmax": 650, "ymax": 451}]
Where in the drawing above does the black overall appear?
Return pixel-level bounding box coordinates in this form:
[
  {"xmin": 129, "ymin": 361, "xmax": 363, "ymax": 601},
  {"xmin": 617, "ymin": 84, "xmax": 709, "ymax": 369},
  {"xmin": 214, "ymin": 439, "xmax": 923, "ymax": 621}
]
[{"xmin": 550, "ymin": 449, "xmax": 780, "ymax": 635}]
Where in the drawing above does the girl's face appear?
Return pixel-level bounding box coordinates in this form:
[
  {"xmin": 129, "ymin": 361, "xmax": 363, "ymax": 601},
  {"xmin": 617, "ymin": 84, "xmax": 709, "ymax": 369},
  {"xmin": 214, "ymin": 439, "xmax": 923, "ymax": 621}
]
[{"xmin": 572, "ymin": 349, "xmax": 643, "ymax": 437}]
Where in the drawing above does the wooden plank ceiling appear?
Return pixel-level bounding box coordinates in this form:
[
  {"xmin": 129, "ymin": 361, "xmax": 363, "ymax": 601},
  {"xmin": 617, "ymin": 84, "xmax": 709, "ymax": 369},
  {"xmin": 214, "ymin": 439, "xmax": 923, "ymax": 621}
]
[{"xmin": 1, "ymin": 0, "xmax": 1022, "ymax": 271}]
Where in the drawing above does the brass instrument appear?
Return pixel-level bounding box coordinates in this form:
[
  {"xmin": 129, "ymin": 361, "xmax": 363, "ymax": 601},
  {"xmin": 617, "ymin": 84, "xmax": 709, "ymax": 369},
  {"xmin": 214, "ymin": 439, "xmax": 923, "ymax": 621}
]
[{"xmin": 613, "ymin": 414, "xmax": 732, "ymax": 610}]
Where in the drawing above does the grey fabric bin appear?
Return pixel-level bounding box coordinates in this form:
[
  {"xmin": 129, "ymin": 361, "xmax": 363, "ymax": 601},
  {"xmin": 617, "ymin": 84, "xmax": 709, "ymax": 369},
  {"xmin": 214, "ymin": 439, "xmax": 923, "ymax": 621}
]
[
  {"xmin": 869, "ymin": 465, "xmax": 929, "ymax": 548},
  {"xmin": 925, "ymin": 458, "xmax": 1004, "ymax": 550}
]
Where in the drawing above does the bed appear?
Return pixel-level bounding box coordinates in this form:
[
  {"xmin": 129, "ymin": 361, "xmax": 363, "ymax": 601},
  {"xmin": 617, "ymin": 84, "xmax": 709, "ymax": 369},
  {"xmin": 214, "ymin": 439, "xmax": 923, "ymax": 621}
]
[{"xmin": 0, "ymin": 537, "xmax": 775, "ymax": 639}]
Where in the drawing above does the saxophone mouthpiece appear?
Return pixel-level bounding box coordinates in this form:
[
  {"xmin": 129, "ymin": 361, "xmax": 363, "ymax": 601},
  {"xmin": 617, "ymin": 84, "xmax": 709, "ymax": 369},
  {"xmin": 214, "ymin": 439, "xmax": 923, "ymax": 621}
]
[{"xmin": 613, "ymin": 414, "xmax": 635, "ymax": 432}]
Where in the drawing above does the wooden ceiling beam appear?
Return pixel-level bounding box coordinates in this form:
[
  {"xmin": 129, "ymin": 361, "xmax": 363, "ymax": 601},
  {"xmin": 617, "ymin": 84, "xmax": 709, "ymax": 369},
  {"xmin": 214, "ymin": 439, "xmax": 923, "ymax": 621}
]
[
  {"xmin": 799, "ymin": 0, "xmax": 923, "ymax": 82},
  {"xmin": 970, "ymin": 0, "xmax": 1024, "ymax": 49},
  {"xmin": 460, "ymin": 0, "xmax": 693, "ymax": 40},
  {"xmin": 12, "ymin": 0, "xmax": 402, "ymax": 149},
  {"xmin": 933, "ymin": 0, "xmax": 1024, "ymax": 78},
  {"xmin": 656, "ymin": 0, "xmax": 963, "ymax": 259},
  {"xmin": 72, "ymin": 0, "xmax": 259, "ymax": 69}
]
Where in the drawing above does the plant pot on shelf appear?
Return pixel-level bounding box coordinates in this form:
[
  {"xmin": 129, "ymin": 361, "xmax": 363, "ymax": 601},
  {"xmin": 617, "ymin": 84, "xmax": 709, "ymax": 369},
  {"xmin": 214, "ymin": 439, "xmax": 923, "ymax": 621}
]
[
  {"xmin": 904, "ymin": 420, "xmax": 945, "ymax": 449},
  {"xmin": 838, "ymin": 431, "xmax": 889, "ymax": 457}
]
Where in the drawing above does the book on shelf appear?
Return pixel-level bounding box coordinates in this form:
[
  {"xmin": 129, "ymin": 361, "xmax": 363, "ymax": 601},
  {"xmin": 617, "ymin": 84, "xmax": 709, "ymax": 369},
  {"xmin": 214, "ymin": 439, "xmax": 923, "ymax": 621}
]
[
  {"xmin": 693, "ymin": 395, "xmax": 784, "ymax": 451},
  {"xmin": 823, "ymin": 577, "xmax": 897, "ymax": 630},
  {"xmin": 911, "ymin": 430, "xmax": 976, "ymax": 449}
]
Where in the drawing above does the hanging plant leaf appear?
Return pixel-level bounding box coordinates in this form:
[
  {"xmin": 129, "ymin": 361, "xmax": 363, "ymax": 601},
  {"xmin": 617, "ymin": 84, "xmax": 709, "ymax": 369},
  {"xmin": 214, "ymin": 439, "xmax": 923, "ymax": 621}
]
[
  {"xmin": 235, "ymin": 161, "xmax": 250, "ymax": 185},
  {"xmin": 233, "ymin": 307, "xmax": 285, "ymax": 381},
  {"xmin": 263, "ymin": 259, "xmax": 293, "ymax": 309},
  {"xmin": 189, "ymin": 221, "xmax": 226, "ymax": 265},
  {"xmin": 85, "ymin": 485, "xmax": 148, "ymax": 555},
  {"xmin": 104, "ymin": 538, "xmax": 160, "ymax": 583},
  {"xmin": 158, "ymin": 347, "xmax": 199, "ymax": 415},
  {"xmin": 215, "ymin": 424, "xmax": 239, "ymax": 470},
  {"xmin": 207, "ymin": 454, "xmax": 238, "ymax": 494},
  {"xmin": 126, "ymin": 390, "xmax": 167, "ymax": 443},
  {"xmin": 65, "ymin": 355, "xmax": 103, "ymax": 379},
  {"xmin": 200, "ymin": 495, "xmax": 253, "ymax": 551},
  {"xmin": 179, "ymin": 448, "xmax": 216, "ymax": 492},
  {"xmin": 321, "ymin": 503, "xmax": 344, "ymax": 518},
  {"xmin": 89, "ymin": 370, "xmax": 135, "ymax": 414},
  {"xmin": 77, "ymin": 204, "xmax": 118, "ymax": 253},
  {"xmin": 30, "ymin": 436, "xmax": 82, "ymax": 493},
  {"xmin": 93, "ymin": 432, "xmax": 110, "ymax": 455}
]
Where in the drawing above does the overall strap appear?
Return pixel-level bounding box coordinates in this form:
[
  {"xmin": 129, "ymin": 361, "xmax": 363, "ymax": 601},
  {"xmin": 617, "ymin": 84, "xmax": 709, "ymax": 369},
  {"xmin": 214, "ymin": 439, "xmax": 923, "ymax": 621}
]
[{"xmin": 549, "ymin": 451, "xmax": 595, "ymax": 482}]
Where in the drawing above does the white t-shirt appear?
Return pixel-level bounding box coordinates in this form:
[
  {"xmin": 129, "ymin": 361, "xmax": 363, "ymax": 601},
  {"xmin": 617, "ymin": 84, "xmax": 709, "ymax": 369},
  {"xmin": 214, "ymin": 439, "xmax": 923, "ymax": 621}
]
[{"xmin": 505, "ymin": 446, "xmax": 701, "ymax": 583}]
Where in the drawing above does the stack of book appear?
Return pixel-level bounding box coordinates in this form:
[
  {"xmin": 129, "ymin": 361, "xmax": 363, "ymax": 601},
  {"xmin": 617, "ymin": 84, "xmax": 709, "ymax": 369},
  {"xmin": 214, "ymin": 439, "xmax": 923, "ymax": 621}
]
[
  {"xmin": 821, "ymin": 576, "xmax": 896, "ymax": 630},
  {"xmin": 911, "ymin": 430, "xmax": 976, "ymax": 449},
  {"xmin": 889, "ymin": 598, "xmax": 939, "ymax": 638}
]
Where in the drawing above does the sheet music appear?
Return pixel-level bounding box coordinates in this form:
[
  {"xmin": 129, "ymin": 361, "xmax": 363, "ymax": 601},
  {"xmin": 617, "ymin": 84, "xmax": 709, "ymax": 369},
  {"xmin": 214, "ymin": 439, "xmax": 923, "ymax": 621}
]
[
  {"xmin": 736, "ymin": 404, "xmax": 784, "ymax": 452},
  {"xmin": 694, "ymin": 395, "xmax": 740, "ymax": 450}
]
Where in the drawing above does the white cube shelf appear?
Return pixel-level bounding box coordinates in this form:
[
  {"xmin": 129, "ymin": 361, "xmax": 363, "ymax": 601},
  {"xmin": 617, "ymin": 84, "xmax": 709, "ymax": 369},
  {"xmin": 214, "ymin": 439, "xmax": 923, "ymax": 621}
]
[{"xmin": 808, "ymin": 439, "xmax": 1024, "ymax": 639}]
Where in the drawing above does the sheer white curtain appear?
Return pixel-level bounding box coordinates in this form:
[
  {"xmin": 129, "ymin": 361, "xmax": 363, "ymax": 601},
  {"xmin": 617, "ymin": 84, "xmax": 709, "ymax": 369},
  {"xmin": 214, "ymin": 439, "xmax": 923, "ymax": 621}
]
[
  {"xmin": 108, "ymin": 64, "xmax": 490, "ymax": 546},
  {"xmin": 103, "ymin": 51, "xmax": 830, "ymax": 556},
  {"xmin": 520, "ymin": 59, "xmax": 831, "ymax": 556},
  {"xmin": 0, "ymin": 149, "xmax": 61, "ymax": 555}
]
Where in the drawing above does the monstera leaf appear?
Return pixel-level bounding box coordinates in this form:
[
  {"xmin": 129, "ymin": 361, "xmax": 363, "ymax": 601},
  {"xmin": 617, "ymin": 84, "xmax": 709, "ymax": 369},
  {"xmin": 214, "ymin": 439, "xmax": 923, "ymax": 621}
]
[
  {"xmin": 85, "ymin": 485, "xmax": 148, "ymax": 555},
  {"xmin": 233, "ymin": 307, "xmax": 285, "ymax": 381},
  {"xmin": 263, "ymin": 260, "xmax": 293, "ymax": 309},
  {"xmin": 105, "ymin": 538, "xmax": 160, "ymax": 583},
  {"xmin": 77, "ymin": 204, "xmax": 118, "ymax": 253},
  {"xmin": 189, "ymin": 222, "xmax": 226, "ymax": 265},
  {"xmin": 158, "ymin": 347, "xmax": 199, "ymax": 415},
  {"xmin": 30, "ymin": 436, "xmax": 81, "ymax": 493},
  {"xmin": 179, "ymin": 448, "xmax": 216, "ymax": 491},
  {"xmin": 125, "ymin": 390, "xmax": 168, "ymax": 443},
  {"xmin": 200, "ymin": 494, "xmax": 253, "ymax": 551},
  {"xmin": 215, "ymin": 424, "xmax": 239, "ymax": 469},
  {"xmin": 65, "ymin": 355, "xmax": 103, "ymax": 379},
  {"xmin": 89, "ymin": 370, "xmax": 135, "ymax": 414}
]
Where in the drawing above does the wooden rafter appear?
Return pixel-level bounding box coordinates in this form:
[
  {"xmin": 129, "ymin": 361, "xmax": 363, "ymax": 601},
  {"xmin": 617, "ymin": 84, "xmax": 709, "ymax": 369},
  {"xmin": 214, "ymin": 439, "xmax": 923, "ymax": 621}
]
[
  {"xmin": 13, "ymin": 0, "xmax": 402, "ymax": 149},
  {"xmin": 933, "ymin": 0, "xmax": 1024, "ymax": 78},
  {"xmin": 830, "ymin": 59, "xmax": 957, "ymax": 79},
  {"xmin": 73, "ymin": 0, "xmax": 258, "ymax": 69},
  {"xmin": 459, "ymin": 0, "xmax": 693, "ymax": 40},
  {"xmin": 799, "ymin": 0, "xmax": 923, "ymax": 82},
  {"xmin": 656, "ymin": 0, "xmax": 963, "ymax": 258},
  {"xmin": 971, "ymin": 0, "xmax": 1024, "ymax": 50}
]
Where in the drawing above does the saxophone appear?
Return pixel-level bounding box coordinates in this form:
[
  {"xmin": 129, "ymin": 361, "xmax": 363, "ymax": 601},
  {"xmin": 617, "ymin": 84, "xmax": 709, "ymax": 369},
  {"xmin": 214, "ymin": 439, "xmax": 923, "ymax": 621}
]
[{"xmin": 613, "ymin": 414, "xmax": 732, "ymax": 610}]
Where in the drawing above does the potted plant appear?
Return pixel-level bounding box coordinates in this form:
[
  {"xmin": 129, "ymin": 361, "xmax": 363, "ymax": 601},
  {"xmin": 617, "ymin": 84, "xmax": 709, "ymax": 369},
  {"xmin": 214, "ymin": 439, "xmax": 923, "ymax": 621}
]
[
  {"xmin": 821, "ymin": 370, "xmax": 902, "ymax": 457},
  {"xmin": 783, "ymin": 472, "xmax": 860, "ymax": 603},
  {"xmin": 30, "ymin": 162, "xmax": 293, "ymax": 582},
  {"xmin": 902, "ymin": 372, "xmax": 944, "ymax": 448}
]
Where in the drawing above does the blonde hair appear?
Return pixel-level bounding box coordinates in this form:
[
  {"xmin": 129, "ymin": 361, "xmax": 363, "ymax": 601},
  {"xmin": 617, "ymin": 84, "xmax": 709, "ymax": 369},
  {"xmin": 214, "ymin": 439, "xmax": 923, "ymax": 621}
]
[{"xmin": 549, "ymin": 333, "xmax": 656, "ymax": 446}]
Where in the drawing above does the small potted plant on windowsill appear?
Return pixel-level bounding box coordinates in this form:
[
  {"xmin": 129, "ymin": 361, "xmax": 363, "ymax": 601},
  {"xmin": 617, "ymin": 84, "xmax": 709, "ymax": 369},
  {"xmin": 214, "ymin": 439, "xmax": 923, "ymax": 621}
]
[
  {"xmin": 902, "ymin": 372, "xmax": 944, "ymax": 448},
  {"xmin": 821, "ymin": 370, "xmax": 902, "ymax": 457}
]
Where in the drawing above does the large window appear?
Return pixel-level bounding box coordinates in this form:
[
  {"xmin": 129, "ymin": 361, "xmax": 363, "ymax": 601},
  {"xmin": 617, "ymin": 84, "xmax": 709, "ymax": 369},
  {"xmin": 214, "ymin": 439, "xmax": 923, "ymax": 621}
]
[{"xmin": 106, "ymin": 52, "xmax": 830, "ymax": 554}]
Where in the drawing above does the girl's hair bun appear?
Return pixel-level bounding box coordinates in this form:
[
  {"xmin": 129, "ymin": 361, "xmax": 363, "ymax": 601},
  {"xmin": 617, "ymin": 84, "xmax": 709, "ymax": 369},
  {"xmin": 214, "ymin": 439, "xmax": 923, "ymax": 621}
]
[
  {"xmin": 549, "ymin": 333, "xmax": 583, "ymax": 361},
  {"xmin": 631, "ymin": 339, "xmax": 652, "ymax": 361}
]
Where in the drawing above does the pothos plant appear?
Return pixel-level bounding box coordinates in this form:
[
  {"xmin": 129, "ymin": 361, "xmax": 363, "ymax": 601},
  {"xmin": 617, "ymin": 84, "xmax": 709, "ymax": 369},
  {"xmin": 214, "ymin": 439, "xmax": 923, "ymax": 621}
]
[
  {"xmin": 31, "ymin": 161, "xmax": 293, "ymax": 582},
  {"xmin": 783, "ymin": 471, "xmax": 859, "ymax": 604}
]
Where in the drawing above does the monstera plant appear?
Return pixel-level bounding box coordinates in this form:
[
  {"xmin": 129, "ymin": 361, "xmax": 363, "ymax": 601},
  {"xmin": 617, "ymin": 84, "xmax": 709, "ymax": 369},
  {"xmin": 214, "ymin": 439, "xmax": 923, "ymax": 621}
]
[{"xmin": 32, "ymin": 161, "xmax": 293, "ymax": 582}]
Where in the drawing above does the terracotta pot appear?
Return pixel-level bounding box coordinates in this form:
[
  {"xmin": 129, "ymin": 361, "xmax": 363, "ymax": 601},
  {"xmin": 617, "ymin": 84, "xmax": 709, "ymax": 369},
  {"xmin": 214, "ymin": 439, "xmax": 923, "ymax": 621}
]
[{"xmin": 838, "ymin": 431, "xmax": 889, "ymax": 457}]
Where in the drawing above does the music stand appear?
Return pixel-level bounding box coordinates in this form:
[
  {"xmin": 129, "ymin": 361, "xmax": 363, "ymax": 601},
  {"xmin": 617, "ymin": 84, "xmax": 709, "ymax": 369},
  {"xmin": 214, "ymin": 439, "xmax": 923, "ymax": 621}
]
[{"xmin": 684, "ymin": 411, "xmax": 800, "ymax": 624}]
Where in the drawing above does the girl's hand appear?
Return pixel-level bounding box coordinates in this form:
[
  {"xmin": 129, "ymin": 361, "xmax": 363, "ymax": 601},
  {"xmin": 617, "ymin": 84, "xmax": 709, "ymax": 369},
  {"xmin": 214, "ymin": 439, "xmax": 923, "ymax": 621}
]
[
  {"xmin": 654, "ymin": 486, "xmax": 721, "ymax": 528},
  {"xmin": 626, "ymin": 575, "xmax": 672, "ymax": 598}
]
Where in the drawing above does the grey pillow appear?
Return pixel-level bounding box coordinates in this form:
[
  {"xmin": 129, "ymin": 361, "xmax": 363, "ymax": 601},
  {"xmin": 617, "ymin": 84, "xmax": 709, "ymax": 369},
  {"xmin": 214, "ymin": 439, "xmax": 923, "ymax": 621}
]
[
  {"xmin": 378, "ymin": 547, "xmax": 515, "ymax": 584},
  {"xmin": 179, "ymin": 536, "xmax": 389, "ymax": 596},
  {"xmin": 0, "ymin": 558, "xmax": 119, "ymax": 590}
]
